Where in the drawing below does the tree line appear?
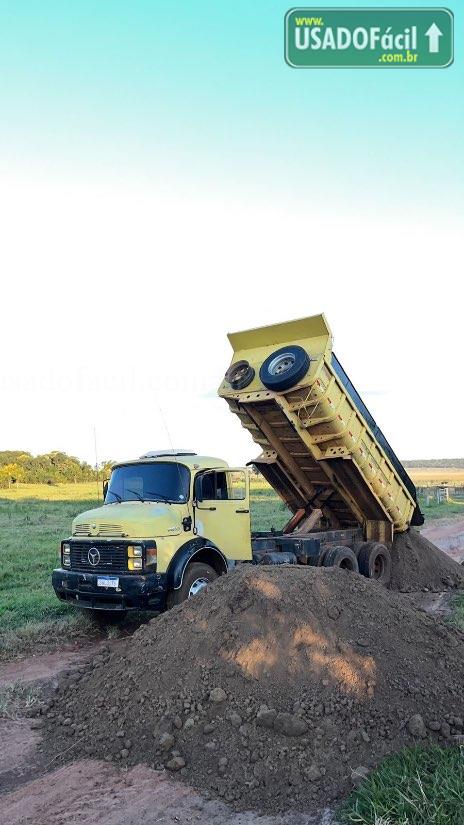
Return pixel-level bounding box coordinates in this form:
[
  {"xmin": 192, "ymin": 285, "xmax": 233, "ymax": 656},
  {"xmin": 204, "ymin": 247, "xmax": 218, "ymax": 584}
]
[
  {"xmin": 0, "ymin": 451, "xmax": 114, "ymax": 488},
  {"xmin": 403, "ymin": 458, "xmax": 464, "ymax": 468}
]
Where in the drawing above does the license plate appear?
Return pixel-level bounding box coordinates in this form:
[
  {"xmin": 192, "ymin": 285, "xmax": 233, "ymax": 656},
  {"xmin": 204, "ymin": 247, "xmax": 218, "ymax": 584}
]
[{"xmin": 97, "ymin": 576, "xmax": 119, "ymax": 589}]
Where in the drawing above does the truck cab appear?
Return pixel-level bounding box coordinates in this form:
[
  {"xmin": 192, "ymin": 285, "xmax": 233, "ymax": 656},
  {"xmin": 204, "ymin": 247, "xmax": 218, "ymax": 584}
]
[{"xmin": 52, "ymin": 451, "xmax": 251, "ymax": 616}]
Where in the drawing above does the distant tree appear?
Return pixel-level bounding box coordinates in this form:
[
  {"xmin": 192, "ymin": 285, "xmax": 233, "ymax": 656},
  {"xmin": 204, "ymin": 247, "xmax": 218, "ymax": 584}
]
[
  {"xmin": 0, "ymin": 450, "xmax": 102, "ymax": 484},
  {"xmin": 99, "ymin": 460, "xmax": 116, "ymax": 479},
  {"xmin": 0, "ymin": 463, "xmax": 24, "ymax": 488}
]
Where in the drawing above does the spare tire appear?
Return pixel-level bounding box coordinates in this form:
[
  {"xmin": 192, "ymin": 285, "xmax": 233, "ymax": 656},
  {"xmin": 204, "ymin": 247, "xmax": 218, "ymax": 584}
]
[
  {"xmin": 357, "ymin": 542, "xmax": 391, "ymax": 587},
  {"xmin": 322, "ymin": 546, "xmax": 359, "ymax": 573},
  {"xmin": 259, "ymin": 345, "xmax": 310, "ymax": 392},
  {"xmin": 225, "ymin": 360, "xmax": 255, "ymax": 390}
]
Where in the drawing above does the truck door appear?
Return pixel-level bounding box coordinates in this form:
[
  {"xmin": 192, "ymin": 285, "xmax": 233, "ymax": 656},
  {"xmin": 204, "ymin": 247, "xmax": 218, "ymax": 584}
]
[{"xmin": 194, "ymin": 469, "xmax": 252, "ymax": 560}]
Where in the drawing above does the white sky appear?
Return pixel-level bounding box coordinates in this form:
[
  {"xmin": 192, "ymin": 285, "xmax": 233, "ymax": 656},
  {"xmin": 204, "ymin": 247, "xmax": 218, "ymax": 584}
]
[{"xmin": 1, "ymin": 166, "xmax": 462, "ymax": 466}]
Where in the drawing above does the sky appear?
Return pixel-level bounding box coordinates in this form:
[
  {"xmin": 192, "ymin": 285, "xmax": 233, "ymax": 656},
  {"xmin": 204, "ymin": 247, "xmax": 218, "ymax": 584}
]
[{"xmin": 1, "ymin": 0, "xmax": 463, "ymax": 467}]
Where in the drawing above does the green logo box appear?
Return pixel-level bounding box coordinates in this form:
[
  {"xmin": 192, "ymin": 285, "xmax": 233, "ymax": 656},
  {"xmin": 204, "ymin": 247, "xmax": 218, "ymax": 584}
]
[{"xmin": 285, "ymin": 7, "xmax": 453, "ymax": 68}]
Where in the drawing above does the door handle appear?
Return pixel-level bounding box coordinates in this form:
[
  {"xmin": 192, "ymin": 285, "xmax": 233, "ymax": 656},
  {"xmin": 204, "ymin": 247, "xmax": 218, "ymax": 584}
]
[{"xmin": 236, "ymin": 508, "xmax": 249, "ymax": 514}]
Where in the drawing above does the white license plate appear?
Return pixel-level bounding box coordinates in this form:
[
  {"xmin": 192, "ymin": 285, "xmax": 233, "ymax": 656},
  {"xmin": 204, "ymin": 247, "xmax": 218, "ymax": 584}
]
[{"xmin": 97, "ymin": 576, "xmax": 119, "ymax": 589}]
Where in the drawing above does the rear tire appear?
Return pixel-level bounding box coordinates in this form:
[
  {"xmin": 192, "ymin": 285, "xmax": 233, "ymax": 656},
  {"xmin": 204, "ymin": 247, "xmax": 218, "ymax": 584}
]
[
  {"xmin": 357, "ymin": 542, "xmax": 391, "ymax": 587},
  {"xmin": 322, "ymin": 546, "xmax": 359, "ymax": 573},
  {"xmin": 167, "ymin": 562, "xmax": 218, "ymax": 608}
]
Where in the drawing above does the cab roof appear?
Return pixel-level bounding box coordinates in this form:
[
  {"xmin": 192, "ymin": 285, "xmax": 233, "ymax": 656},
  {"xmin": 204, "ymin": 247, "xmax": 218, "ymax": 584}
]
[{"xmin": 112, "ymin": 453, "xmax": 229, "ymax": 471}]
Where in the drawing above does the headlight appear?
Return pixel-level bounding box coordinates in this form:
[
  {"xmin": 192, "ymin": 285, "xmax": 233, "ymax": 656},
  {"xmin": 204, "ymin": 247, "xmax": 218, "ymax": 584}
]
[
  {"xmin": 128, "ymin": 558, "xmax": 143, "ymax": 571},
  {"xmin": 62, "ymin": 543, "xmax": 71, "ymax": 568},
  {"xmin": 128, "ymin": 545, "xmax": 143, "ymax": 557}
]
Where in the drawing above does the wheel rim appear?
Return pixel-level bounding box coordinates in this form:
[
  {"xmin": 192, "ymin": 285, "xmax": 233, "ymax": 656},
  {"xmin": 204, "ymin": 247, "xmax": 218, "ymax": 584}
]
[
  {"xmin": 232, "ymin": 364, "xmax": 248, "ymax": 382},
  {"xmin": 267, "ymin": 352, "xmax": 296, "ymax": 376},
  {"xmin": 188, "ymin": 577, "xmax": 209, "ymax": 598},
  {"xmin": 340, "ymin": 558, "xmax": 353, "ymax": 570}
]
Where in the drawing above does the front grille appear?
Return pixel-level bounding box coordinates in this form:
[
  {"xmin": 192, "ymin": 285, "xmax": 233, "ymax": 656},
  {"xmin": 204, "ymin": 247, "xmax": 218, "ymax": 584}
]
[
  {"xmin": 69, "ymin": 543, "xmax": 128, "ymax": 573},
  {"xmin": 74, "ymin": 523, "xmax": 125, "ymax": 537}
]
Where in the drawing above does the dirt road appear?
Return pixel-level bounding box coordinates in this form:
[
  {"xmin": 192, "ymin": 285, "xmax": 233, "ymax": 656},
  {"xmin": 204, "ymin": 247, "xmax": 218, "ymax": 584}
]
[{"xmin": 421, "ymin": 519, "xmax": 464, "ymax": 563}]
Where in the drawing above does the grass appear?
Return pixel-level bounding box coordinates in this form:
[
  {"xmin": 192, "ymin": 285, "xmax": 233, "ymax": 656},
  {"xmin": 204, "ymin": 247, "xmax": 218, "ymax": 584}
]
[
  {"xmin": 0, "ymin": 487, "xmax": 104, "ymax": 659},
  {"xmin": 0, "ymin": 681, "xmax": 44, "ymax": 719},
  {"xmin": 448, "ymin": 593, "xmax": 464, "ymax": 631},
  {"xmin": 340, "ymin": 745, "xmax": 464, "ymax": 825},
  {"xmin": 417, "ymin": 496, "xmax": 464, "ymax": 521}
]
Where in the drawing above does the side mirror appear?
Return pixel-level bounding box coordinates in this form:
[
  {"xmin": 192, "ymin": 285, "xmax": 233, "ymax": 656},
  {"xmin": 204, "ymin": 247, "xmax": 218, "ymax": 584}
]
[{"xmin": 103, "ymin": 480, "xmax": 109, "ymax": 500}]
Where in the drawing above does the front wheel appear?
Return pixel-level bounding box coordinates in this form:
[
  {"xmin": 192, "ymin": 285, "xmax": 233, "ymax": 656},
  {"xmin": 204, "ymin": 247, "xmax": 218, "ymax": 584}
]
[{"xmin": 167, "ymin": 562, "xmax": 218, "ymax": 608}]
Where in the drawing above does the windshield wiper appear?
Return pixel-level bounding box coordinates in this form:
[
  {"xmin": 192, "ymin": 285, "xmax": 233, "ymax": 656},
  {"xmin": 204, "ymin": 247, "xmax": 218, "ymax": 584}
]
[
  {"xmin": 126, "ymin": 488, "xmax": 145, "ymax": 502},
  {"xmin": 145, "ymin": 491, "xmax": 173, "ymax": 504},
  {"xmin": 107, "ymin": 489, "xmax": 122, "ymax": 503}
]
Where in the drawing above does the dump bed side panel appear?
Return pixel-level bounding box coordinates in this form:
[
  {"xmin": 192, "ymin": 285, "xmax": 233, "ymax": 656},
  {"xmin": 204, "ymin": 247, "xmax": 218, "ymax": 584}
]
[
  {"xmin": 331, "ymin": 354, "xmax": 423, "ymax": 526},
  {"xmin": 219, "ymin": 315, "xmax": 423, "ymax": 533}
]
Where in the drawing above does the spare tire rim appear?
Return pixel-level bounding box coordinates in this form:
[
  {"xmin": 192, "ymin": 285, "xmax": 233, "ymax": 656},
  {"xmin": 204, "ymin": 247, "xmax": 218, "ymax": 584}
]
[
  {"xmin": 230, "ymin": 363, "xmax": 249, "ymax": 382},
  {"xmin": 268, "ymin": 352, "xmax": 296, "ymax": 376},
  {"xmin": 188, "ymin": 577, "xmax": 209, "ymax": 598}
]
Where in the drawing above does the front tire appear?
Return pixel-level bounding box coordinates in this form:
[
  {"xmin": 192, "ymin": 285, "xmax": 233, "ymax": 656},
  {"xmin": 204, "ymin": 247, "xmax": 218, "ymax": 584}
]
[{"xmin": 167, "ymin": 562, "xmax": 218, "ymax": 608}]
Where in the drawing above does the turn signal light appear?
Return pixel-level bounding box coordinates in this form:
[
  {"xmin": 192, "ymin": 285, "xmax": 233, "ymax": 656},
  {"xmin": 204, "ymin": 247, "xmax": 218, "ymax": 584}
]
[{"xmin": 145, "ymin": 545, "xmax": 157, "ymax": 570}]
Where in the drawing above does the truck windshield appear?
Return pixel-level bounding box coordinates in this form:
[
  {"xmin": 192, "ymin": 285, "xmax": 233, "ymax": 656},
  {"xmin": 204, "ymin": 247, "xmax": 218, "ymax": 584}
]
[{"xmin": 105, "ymin": 463, "xmax": 190, "ymax": 504}]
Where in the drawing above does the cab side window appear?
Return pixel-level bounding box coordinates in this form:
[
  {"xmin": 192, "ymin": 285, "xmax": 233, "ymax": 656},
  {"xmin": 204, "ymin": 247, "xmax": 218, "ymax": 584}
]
[{"xmin": 196, "ymin": 470, "xmax": 245, "ymax": 501}]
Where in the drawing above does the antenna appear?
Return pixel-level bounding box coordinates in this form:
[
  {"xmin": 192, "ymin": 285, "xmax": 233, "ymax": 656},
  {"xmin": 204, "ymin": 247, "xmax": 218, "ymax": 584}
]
[
  {"xmin": 156, "ymin": 403, "xmax": 193, "ymax": 521},
  {"xmin": 93, "ymin": 425, "xmax": 100, "ymax": 502}
]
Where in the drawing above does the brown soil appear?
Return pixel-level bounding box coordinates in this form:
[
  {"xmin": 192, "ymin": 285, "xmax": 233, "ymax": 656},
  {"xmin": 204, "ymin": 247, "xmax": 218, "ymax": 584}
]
[
  {"xmin": 0, "ymin": 720, "xmax": 40, "ymax": 788},
  {"xmin": 0, "ymin": 643, "xmax": 114, "ymax": 689},
  {"xmin": 0, "ymin": 757, "xmax": 334, "ymax": 825},
  {"xmin": 391, "ymin": 529, "xmax": 464, "ymax": 592},
  {"xmin": 41, "ymin": 566, "xmax": 464, "ymax": 815}
]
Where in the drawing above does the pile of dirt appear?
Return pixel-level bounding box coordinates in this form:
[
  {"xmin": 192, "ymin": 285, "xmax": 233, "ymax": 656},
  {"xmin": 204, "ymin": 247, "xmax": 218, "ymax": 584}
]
[
  {"xmin": 391, "ymin": 529, "xmax": 464, "ymax": 592},
  {"xmin": 42, "ymin": 566, "xmax": 464, "ymax": 814}
]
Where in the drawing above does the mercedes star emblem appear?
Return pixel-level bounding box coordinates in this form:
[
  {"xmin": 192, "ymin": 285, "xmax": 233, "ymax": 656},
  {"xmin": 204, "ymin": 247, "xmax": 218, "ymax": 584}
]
[{"xmin": 88, "ymin": 547, "xmax": 100, "ymax": 566}]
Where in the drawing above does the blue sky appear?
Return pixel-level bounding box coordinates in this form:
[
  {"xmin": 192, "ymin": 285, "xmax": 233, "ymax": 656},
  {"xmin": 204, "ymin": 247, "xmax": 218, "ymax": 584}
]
[
  {"xmin": 1, "ymin": 2, "xmax": 462, "ymax": 463},
  {"xmin": 1, "ymin": 1, "xmax": 461, "ymax": 210}
]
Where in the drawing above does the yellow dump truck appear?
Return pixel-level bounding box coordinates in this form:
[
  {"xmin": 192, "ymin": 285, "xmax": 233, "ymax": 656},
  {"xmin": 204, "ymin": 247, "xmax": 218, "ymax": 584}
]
[{"xmin": 53, "ymin": 314, "xmax": 422, "ymax": 617}]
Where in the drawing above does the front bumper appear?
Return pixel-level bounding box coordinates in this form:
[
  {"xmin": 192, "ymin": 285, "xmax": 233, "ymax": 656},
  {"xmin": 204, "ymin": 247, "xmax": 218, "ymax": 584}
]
[{"xmin": 52, "ymin": 568, "xmax": 168, "ymax": 612}]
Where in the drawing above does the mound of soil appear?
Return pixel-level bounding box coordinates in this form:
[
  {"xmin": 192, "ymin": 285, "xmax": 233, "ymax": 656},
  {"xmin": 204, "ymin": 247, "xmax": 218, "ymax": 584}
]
[
  {"xmin": 42, "ymin": 567, "xmax": 464, "ymax": 814},
  {"xmin": 391, "ymin": 529, "xmax": 464, "ymax": 592}
]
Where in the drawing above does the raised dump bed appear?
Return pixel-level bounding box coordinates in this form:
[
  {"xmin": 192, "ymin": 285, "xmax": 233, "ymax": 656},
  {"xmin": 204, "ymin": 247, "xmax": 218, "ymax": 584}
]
[{"xmin": 218, "ymin": 314, "xmax": 423, "ymax": 535}]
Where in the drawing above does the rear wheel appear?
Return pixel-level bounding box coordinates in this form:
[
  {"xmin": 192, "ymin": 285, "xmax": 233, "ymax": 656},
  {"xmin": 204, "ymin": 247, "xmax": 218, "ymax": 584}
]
[
  {"xmin": 322, "ymin": 546, "xmax": 359, "ymax": 573},
  {"xmin": 357, "ymin": 542, "xmax": 391, "ymax": 587},
  {"xmin": 167, "ymin": 562, "xmax": 218, "ymax": 608}
]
